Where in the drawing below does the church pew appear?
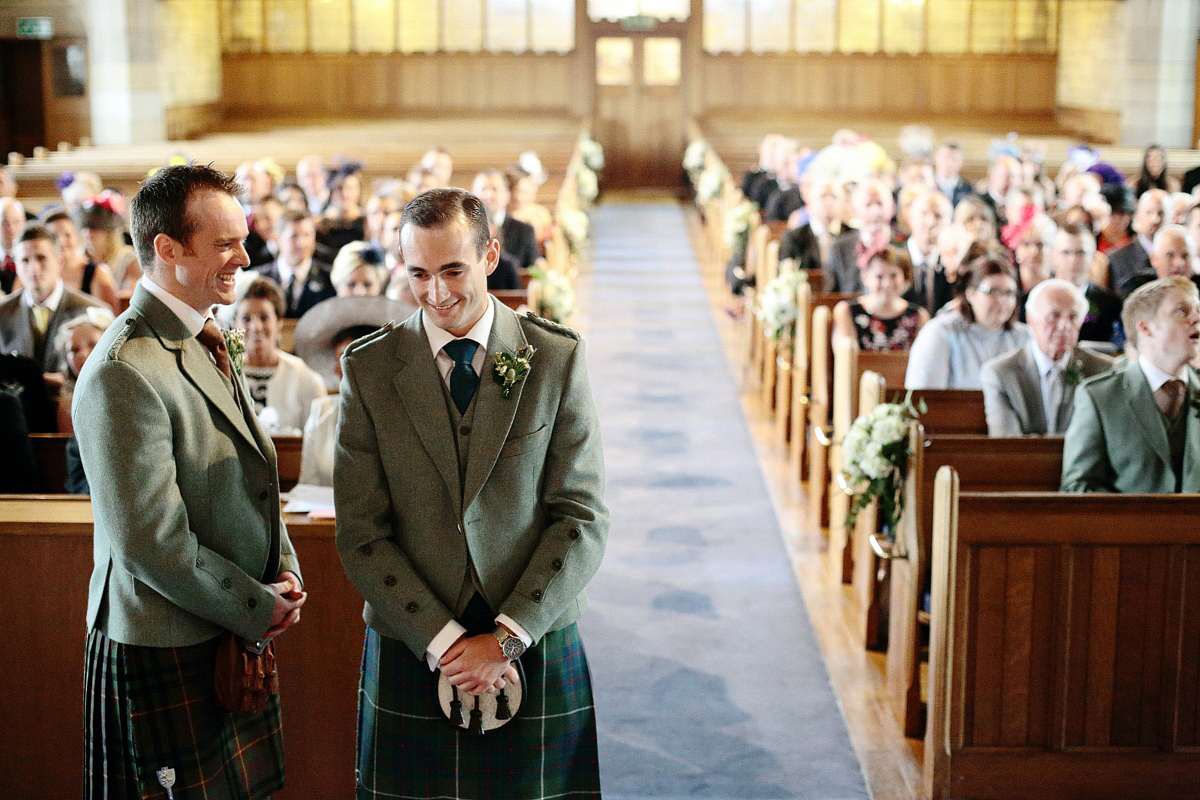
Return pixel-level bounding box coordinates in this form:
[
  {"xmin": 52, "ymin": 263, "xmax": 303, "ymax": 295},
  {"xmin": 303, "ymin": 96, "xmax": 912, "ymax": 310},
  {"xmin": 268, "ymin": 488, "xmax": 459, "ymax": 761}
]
[
  {"xmin": 886, "ymin": 428, "xmax": 1064, "ymax": 740},
  {"xmin": 907, "ymin": 388, "xmax": 987, "ymax": 435},
  {"xmin": 0, "ymin": 497, "xmax": 360, "ymax": 800},
  {"xmin": 784, "ymin": 277, "xmax": 812, "ymax": 478},
  {"xmin": 756, "ymin": 239, "xmax": 782, "ymax": 413},
  {"xmin": 844, "ymin": 369, "xmax": 888, "ymax": 649},
  {"xmin": 489, "ymin": 288, "xmax": 529, "ymax": 311},
  {"xmin": 925, "ymin": 472, "xmax": 1200, "ymax": 800},
  {"xmin": 805, "ymin": 292, "xmax": 859, "ymax": 528},
  {"xmin": 738, "ymin": 221, "xmax": 769, "ymax": 390}
]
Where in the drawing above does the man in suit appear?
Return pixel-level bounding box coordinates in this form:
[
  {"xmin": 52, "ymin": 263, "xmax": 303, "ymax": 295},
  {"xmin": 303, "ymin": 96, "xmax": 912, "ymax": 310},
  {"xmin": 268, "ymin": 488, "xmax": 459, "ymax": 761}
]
[
  {"xmin": 1050, "ymin": 222, "xmax": 1124, "ymax": 347},
  {"xmin": 1061, "ymin": 276, "xmax": 1200, "ymax": 492},
  {"xmin": 977, "ymin": 155, "xmax": 1018, "ymax": 228},
  {"xmin": 335, "ymin": 187, "xmax": 607, "ymax": 798},
  {"xmin": 1117, "ymin": 224, "xmax": 1200, "ymax": 297},
  {"xmin": 933, "ymin": 142, "xmax": 973, "ymax": 208},
  {"xmin": 73, "ymin": 164, "xmax": 306, "ymax": 798},
  {"xmin": 825, "ymin": 179, "xmax": 899, "ymax": 294},
  {"xmin": 255, "ymin": 209, "xmax": 336, "ymax": 317},
  {"xmin": 981, "ymin": 279, "xmax": 1113, "ymax": 436},
  {"xmin": 1109, "ymin": 188, "xmax": 1167, "ymax": 297},
  {"xmin": 474, "ymin": 169, "xmax": 540, "ymax": 272},
  {"xmin": 903, "ymin": 189, "xmax": 953, "ymax": 313},
  {"xmin": 0, "ymin": 225, "xmax": 107, "ymax": 374},
  {"xmin": 780, "ymin": 176, "xmax": 846, "ymax": 272}
]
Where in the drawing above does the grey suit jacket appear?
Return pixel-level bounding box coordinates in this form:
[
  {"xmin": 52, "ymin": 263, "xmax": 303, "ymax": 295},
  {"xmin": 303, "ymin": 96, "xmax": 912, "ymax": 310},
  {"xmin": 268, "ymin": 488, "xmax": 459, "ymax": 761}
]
[
  {"xmin": 823, "ymin": 231, "xmax": 865, "ymax": 294},
  {"xmin": 1060, "ymin": 361, "xmax": 1200, "ymax": 492},
  {"xmin": 1108, "ymin": 239, "xmax": 1153, "ymax": 298},
  {"xmin": 0, "ymin": 286, "xmax": 107, "ymax": 372},
  {"xmin": 73, "ymin": 285, "xmax": 300, "ymax": 647},
  {"xmin": 981, "ymin": 344, "xmax": 1114, "ymax": 436},
  {"xmin": 335, "ymin": 300, "xmax": 608, "ymax": 658}
]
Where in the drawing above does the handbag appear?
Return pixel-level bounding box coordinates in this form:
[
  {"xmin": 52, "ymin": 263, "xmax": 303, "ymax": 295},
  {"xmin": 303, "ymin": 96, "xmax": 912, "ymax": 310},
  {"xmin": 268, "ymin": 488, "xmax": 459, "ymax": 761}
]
[
  {"xmin": 436, "ymin": 659, "xmax": 525, "ymax": 735},
  {"xmin": 214, "ymin": 632, "xmax": 278, "ymax": 714}
]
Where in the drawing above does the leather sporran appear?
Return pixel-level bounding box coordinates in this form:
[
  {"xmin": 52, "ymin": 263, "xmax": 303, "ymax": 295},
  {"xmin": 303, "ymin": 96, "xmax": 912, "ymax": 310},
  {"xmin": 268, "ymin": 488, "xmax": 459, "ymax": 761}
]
[
  {"xmin": 214, "ymin": 632, "xmax": 278, "ymax": 714},
  {"xmin": 436, "ymin": 659, "xmax": 525, "ymax": 735}
]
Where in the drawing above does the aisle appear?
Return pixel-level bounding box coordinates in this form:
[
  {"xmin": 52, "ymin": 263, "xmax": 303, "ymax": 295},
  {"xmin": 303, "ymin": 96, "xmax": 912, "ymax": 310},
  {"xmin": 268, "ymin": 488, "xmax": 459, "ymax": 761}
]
[{"xmin": 577, "ymin": 202, "xmax": 868, "ymax": 800}]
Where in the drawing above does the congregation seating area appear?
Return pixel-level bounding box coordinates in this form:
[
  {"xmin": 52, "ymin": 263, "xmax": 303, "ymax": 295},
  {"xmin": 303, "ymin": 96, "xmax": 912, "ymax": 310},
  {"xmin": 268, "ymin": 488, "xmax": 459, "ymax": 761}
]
[{"xmin": 690, "ymin": 129, "xmax": 1200, "ymax": 799}]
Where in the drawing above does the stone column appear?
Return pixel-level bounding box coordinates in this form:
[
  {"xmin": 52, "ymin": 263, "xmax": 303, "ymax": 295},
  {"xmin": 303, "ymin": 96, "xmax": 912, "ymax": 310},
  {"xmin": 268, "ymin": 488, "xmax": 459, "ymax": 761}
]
[
  {"xmin": 87, "ymin": 0, "xmax": 167, "ymax": 146},
  {"xmin": 1117, "ymin": 0, "xmax": 1200, "ymax": 147}
]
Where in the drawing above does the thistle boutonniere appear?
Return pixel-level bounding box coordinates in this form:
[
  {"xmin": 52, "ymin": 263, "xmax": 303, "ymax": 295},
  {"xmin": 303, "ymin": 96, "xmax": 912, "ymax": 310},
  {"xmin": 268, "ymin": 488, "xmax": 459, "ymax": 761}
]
[
  {"xmin": 1063, "ymin": 360, "xmax": 1084, "ymax": 387},
  {"xmin": 493, "ymin": 345, "xmax": 535, "ymax": 398},
  {"xmin": 223, "ymin": 328, "xmax": 246, "ymax": 375}
]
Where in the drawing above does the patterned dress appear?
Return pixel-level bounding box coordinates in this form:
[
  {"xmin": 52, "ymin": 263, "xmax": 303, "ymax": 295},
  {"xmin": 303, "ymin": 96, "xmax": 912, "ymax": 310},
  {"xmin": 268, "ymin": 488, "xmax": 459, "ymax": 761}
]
[{"xmin": 849, "ymin": 300, "xmax": 924, "ymax": 351}]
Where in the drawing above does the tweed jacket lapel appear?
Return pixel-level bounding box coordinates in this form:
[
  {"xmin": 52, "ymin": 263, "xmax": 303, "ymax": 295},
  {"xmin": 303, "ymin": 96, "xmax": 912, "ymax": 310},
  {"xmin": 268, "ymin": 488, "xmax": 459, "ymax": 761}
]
[
  {"xmin": 129, "ymin": 285, "xmax": 264, "ymax": 461},
  {"xmin": 1014, "ymin": 345, "xmax": 1049, "ymax": 433},
  {"xmin": 1182, "ymin": 367, "xmax": 1200, "ymax": 489},
  {"xmin": 1123, "ymin": 362, "xmax": 1173, "ymax": 467},
  {"xmin": 463, "ymin": 302, "xmax": 529, "ymax": 511},
  {"xmin": 392, "ymin": 311, "xmax": 462, "ymax": 511}
]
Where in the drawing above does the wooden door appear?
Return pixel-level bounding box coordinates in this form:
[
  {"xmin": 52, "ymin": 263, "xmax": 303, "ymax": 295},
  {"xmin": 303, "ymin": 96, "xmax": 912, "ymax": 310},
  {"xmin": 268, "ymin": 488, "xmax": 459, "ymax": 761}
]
[
  {"xmin": 591, "ymin": 23, "xmax": 687, "ymax": 189},
  {"xmin": 0, "ymin": 40, "xmax": 45, "ymax": 156}
]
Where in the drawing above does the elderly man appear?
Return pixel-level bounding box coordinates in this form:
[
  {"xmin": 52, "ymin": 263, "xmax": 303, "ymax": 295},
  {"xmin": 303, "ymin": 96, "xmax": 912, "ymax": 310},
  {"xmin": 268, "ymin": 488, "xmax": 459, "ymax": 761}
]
[
  {"xmin": 825, "ymin": 178, "xmax": 897, "ymax": 294},
  {"xmin": 903, "ymin": 189, "xmax": 953, "ymax": 313},
  {"xmin": 1120, "ymin": 224, "xmax": 1199, "ymax": 296},
  {"xmin": 1062, "ymin": 276, "xmax": 1200, "ymax": 492},
  {"xmin": 1110, "ymin": 188, "xmax": 1168, "ymax": 296},
  {"xmin": 1, "ymin": 196, "xmax": 25, "ymax": 277},
  {"xmin": 73, "ymin": 164, "xmax": 305, "ymax": 798},
  {"xmin": 779, "ymin": 176, "xmax": 845, "ymax": 271},
  {"xmin": 255, "ymin": 209, "xmax": 336, "ymax": 318},
  {"xmin": 981, "ymin": 279, "xmax": 1113, "ymax": 436},
  {"xmin": 0, "ymin": 225, "xmax": 107, "ymax": 373},
  {"xmin": 1050, "ymin": 222, "xmax": 1123, "ymax": 347}
]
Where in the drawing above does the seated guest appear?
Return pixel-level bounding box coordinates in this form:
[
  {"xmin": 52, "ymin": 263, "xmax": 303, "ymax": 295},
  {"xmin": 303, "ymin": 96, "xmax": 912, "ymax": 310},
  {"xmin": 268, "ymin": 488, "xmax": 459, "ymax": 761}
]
[
  {"xmin": 420, "ymin": 146, "xmax": 454, "ymax": 188},
  {"xmin": 331, "ymin": 240, "xmax": 385, "ymax": 297},
  {"xmin": 903, "ymin": 190, "xmax": 952, "ymax": 313},
  {"xmin": 42, "ymin": 209, "xmax": 118, "ymax": 310},
  {"xmin": 1061, "ymin": 276, "xmax": 1200, "ymax": 492},
  {"xmin": 780, "ymin": 176, "xmax": 846, "ymax": 272},
  {"xmin": 234, "ymin": 277, "xmax": 328, "ymax": 433},
  {"xmin": 977, "ymin": 155, "xmax": 1019, "ymax": 228},
  {"xmin": 1050, "ymin": 223, "xmax": 1124, "ymax": 348},
  {"xmin": 1, "ymin": 197, "xmax": 25, "ymax": 285},
  {"xmin": 762, "ymin": 139, "xmax": 804, "ymax": 223},
  {"xmin": 826, "ymin": 179, "xmax": 898, "ymax": 294},
  {"xmin": 364, "ymin": 190, "xmax": 400, "ymax": 251},
  {"xmin": 295, "ymin": 154, "xmax": 329, "ymax": 214},
  {"xmin": 1110, "ymin": 188, "xmax": 1167, "ymax": 296},
  {"xmin": 243, "ymin": 195, "xmax": 284, "ymax": 267},
  {"xmin": 318, "ymin": 161, "xmax": 366, "ymax": 254},
  {"xmin": 981, "ymin": 279, "xmax": 1113, "ymax": 436},
  {"xmin": 741, "ymin": 134, "xmax": 782, "ymax": 208},
  {"xmin": 506, "ymin": 164, "xmax": 554, "ymax": 249},
  {"xmin": 277, "ymin": 180, "xmax": 310, "ymax": 214},
  {"xmin": 256, "ymin": 209, "xmax": 336, "ymax": 317},
  {"xmin": 76, "ymin": 192, "xmax": 141, "ymax": 290},
  {"xmin": 1135, "ymin": 144, "xmax": 1179, "ymax": 196},
  {"xmin": 904, "ymin": 255, "xmax": 1029, "ymax": 389},
  {"xmin": 1013, "ymin": 223, "xmax": 1052, "ymax": 319},
  {"xmin": 473, "ymin": 169, "xmax": 540, "ymax": 271},
  {"xmin": 292, "ymin": 295, "xmax": 415, "ymax": 485},
  {"xmin": 933, "ymin": 142, "xmax": 973, "ymax": 207},
  {"xmin": 1096, "ymin": 183, "xmax": 1134, "ymax": 255},
  {"xmin": 1120, "ymin": 224, "xmax": 1199, "ymax": 296},
  {"xmin": 832, "ymin": 246, "xmax": 928, "ymax": 351},
  {"xmin": 0, "ymin": 225, "xmax": 108, "ymax": 375},
  {"xmin": 54, "ymin": 306, "xmax": 115, "ymax": 492},
  {"xmin": 952, "ymin": 194, "xmax": 998, "ymax": 244}
]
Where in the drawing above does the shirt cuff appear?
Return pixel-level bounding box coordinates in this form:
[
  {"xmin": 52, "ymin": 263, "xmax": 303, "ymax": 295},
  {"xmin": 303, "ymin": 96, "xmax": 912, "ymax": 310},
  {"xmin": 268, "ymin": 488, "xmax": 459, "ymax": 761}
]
[
  {"xmin": 425, "ymin": 619, "xmax": 467, "ymax": 672},
  {"xmin": 496, "ymin": 614, "xmax": 533, "ymax": 647}
]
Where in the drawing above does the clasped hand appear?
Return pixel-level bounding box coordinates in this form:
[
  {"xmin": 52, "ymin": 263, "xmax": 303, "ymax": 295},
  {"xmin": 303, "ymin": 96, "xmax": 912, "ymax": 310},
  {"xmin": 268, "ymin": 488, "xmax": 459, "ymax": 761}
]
[
  {"xmin": 440, "ymin": 633, "xmax": 521, "ymax": 697},
  {"xmin": 266, "ymin": 571, "xmax": 306, "ymax": 639}
]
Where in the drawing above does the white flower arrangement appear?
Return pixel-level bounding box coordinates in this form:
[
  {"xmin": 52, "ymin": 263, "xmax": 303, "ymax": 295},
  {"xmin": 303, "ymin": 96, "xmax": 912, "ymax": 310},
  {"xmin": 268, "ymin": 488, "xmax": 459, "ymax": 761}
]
[
  {"xmin": 722, "ymin": 199, "xmax": 756, "ymax": 249},
  {"xmin": 576, "ymin": 167, "xmax": 599, "ymax": 203},
  {"xmin": 754, "ymin": 270, "xmax": 806, "ymax": 341},
  {"xmin": 841, "ymin": 394, "xmax": 924, "ymax": 535},
  {"xmin": 532, "ymin": 268, "xmax": 575, "ymax": 324},
  {"xmin": 683, "ymin": 140, "xmax": 708, "ymax": 174},
  {"xmin": 696, "ymin": 166, "xmax": 725, "ymax": 204},
  {"xmin": 579, "ymin": 136, "xmax": 605, "ymax": 171},
  {"xmin": 558, "ymin": 208, "xmax": 590, "ymax": 255}
]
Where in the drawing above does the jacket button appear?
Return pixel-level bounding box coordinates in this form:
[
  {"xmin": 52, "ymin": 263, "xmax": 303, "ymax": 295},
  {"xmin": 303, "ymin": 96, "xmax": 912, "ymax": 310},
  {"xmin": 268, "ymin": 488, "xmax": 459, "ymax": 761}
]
[
  {"xmin": 222, "ymin": 578, "xmax": 233, "ymax": 589},
  {"xmin": 195, "ymin": 557, "xmax": 204, "ymax": 568},
  {"xmin": 384, "ymin": 575, "xmax": 397, "ymax": 587},
  {"xmin": 531, "ymin": 589, "xmax": 543, "ymax": 602},
  {"xmin": 406, "ymin": 602, "xmax": 419, "ymax": 613},
  {"xmin": 259, "ymin": 490, "xmax": 269, "ymax": 501},
  {"xmin": 247, "ymin": 598, "xmax": 257, "ymax": 609},
  {"xmin": 569, "ymin": 528, "xmax": 581, "ymax": 540},
  {"xmin": 360, "ymin": 543, "xmax": 373, "ymax": 556},
  {"xmin": 551, "ymin": 559, "xmax": 563, "ymax": 571},
  {"xmin": 459, "ymin": 425, "xmax": 471, "ymax": 436}
]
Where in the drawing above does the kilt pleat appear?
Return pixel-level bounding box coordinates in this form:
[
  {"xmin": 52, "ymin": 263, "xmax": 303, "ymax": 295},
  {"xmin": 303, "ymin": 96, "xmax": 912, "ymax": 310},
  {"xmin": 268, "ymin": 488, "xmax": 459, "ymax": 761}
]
[
  {"xmin": 84, "ymin": 630, "xmax": 286, "ymax": 800},
  {"xmin": 357, "ymin": 623, "xmax": 601, "ymax": 800}
]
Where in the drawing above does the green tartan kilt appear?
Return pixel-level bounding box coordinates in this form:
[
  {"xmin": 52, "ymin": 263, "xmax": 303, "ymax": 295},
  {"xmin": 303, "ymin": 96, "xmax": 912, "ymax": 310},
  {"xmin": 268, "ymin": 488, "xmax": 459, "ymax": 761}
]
[
  {"xmin": 84, "ymin": 630, "xmax": 286, "ymax": 800},
  {"xmin": 357, "ymin": 624, "xmax": 601, "ymax": 800}
]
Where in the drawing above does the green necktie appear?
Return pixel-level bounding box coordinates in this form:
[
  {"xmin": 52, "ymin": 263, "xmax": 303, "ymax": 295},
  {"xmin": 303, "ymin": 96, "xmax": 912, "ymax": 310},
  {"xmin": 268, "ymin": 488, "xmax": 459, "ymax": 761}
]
[{"xmin": 444, "ymin": 339, "xmax": 480, "ymax": 414}]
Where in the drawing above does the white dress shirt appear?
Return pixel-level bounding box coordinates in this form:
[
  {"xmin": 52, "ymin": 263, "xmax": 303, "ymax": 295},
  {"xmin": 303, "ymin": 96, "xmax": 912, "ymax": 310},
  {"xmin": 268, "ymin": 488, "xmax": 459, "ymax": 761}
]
[
  {"xmin": 140, "ymin": 275, "xmax": 207, "ymax": 336},
  {"xmin": 1139, "ymin": 354, "xmax": 1187, "ymax": 392},
  {"xmin": 1029, "ymin": 341, "xmax": 1070, "ymax": 432},
  {"xmin": 23, "ymin": 279, "xmax": 65, "ymax": 316},
  {"xmin": 419, "ymin": 297, "xmax": 533, "ymax": 670}
]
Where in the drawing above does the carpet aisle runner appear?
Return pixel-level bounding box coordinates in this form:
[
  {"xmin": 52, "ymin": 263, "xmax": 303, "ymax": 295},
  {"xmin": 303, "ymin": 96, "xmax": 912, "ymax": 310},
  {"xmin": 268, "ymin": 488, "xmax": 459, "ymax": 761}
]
[{"xmin": 578, "ymin": 203, "xmax": 870, "ymax": 800}]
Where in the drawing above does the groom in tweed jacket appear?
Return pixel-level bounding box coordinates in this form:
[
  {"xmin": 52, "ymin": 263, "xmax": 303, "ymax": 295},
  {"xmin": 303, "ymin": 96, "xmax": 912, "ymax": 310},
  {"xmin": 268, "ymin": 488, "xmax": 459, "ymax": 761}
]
[{"xmin": 335, "ymin": 187, "xmax": 608, "ymax": 798}]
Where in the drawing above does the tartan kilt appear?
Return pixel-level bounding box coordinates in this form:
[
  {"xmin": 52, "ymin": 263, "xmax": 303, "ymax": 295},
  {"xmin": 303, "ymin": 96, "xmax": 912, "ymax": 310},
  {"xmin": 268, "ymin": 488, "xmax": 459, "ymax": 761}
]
[
  {"xmin": 357, "ymin": 623, "xmax": 601, "ymax": 800},
  {"xmin": 84, "ymin": 630, "xmax": 286, "ymax": 800}
]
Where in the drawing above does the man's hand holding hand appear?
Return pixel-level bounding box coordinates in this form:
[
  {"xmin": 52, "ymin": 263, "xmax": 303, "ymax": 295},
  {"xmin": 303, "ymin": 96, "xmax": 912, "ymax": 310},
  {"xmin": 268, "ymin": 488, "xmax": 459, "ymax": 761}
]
[
  {"xmin": 265, "ymin": 571, "xmax": 306, "ymax": 639},
  {"xmin": 440, "ymin": 634, "xmax": 520, "ymax": 697}
]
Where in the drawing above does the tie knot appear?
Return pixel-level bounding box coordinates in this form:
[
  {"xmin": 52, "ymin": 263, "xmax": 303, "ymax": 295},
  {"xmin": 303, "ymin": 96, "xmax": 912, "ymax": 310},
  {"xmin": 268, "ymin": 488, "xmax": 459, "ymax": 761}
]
[
  {"xmin": 443, "ymin": 338, "xmax": 478, "ymax": 366},
  {"xmin": 197, "ymin": 319, "xmax": 227, "ymax": 351}
]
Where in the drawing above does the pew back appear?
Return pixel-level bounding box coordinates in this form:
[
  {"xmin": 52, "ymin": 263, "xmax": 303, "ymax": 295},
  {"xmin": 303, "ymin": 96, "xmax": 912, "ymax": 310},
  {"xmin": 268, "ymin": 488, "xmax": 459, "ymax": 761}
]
[
  {"xmin": 910, "ymin": 389, "xmax": 987, "ymax": 434},
  {"xmin": 926, "ymin": 470, "xmax": 1200, "ymax": 800}
]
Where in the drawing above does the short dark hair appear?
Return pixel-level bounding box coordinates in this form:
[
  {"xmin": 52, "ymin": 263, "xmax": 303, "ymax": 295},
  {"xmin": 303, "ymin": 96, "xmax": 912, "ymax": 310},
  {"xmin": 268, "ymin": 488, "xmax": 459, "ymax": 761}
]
[
  {"xmin": 865, "ymin": 245, "xmax": 913, "ymax": 282},
  {"xmin": 333, "ymin": 324, "xmax": 380, "ymax": 349},
  {"xmin": 278, "ymin": 208, "xmax": 312, "ymax": 232},
  {"xmin": 40, "ymin": 208, "xmax": 74, "ymax": 228},
  {"xmin": 129, "ymin": 164, "xmax": 240, "ymax": 269},
  {"xmin": 959, "ymin": 254, "xmax": 1018, "ymax": 327},
  {"xmin": 238, "ymin": 276, "xmax": 286, "ymax": 320},
  {"xmin": 398, "ymin": 187, "xmax": 490, "ymax": 259},
  {"xmin": 17, "ymin": 224, "xmax": 57, "ymax": 247}
]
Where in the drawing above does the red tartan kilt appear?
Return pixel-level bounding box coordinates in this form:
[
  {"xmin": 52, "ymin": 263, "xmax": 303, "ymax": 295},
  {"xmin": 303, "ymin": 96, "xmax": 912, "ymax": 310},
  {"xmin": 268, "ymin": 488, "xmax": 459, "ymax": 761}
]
[
  {"xmin": 84, "ymin": 630, "xmax": 286, "ymax": 800},
  {"xmin": 356, "ymin": 623, "xmax": 600, "ymax": 800}
]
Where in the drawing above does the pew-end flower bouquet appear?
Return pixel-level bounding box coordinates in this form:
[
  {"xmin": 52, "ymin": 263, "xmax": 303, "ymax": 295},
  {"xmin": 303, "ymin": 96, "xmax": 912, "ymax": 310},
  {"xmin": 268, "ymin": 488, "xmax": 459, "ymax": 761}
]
[
  {"xmin": 841, "ymin": 392, "xmax": 924, "ymax": 536},
  {"xmin": 754, "ymin": 270, "xmax": 807, "ymax": 341}
]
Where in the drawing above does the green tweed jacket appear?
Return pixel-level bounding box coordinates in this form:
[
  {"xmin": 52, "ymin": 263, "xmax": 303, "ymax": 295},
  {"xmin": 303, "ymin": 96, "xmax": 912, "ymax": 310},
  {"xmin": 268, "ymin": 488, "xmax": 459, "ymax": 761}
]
[
  {"xmin": 73, "ymin": 284, "xmax": 300, "ymax": 647},
  {"xmin": 335, "ymin": 300, "xmax": 608, "ymax": 658},
  {"xmin": 1060, "ymin": 360, "xmax": 1200, "ymax": 492}
]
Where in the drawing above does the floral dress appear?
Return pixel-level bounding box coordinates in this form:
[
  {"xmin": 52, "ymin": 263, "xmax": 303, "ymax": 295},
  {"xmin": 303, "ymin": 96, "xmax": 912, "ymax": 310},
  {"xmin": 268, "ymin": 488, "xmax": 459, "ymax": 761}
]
[{"xmin": 849, "ymin": 300, "xmax": 924, "ymax": 351}]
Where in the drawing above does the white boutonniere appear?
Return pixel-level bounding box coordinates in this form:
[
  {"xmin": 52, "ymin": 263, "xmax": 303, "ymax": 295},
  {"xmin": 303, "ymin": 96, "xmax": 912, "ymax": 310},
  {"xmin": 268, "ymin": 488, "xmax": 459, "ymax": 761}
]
[
  {"xmin": 493, "ymin": 345, "xmax": 535, "ymax": 399},
  {"xmin": 223, "ymin": 328, "xmax": 246, "ymax": 375}
]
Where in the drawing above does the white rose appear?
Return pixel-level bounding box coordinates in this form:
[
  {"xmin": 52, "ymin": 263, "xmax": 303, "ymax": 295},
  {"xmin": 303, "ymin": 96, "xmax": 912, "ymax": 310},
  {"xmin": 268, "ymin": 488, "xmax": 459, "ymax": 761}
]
[
  {"xmin": 871, "ymin": 415, "xmax": 908, "ymax": 446},
  {"xmin": 861, "ymin": 452, "xmax": 893, "ymax": 481}
]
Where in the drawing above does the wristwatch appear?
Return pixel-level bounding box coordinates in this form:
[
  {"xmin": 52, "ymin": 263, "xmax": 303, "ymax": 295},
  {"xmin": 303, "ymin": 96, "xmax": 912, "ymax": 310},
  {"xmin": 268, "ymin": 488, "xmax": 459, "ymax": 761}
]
[{"xmin": 492, "ymin": 627, "xmax": 527, "ymax": 660}]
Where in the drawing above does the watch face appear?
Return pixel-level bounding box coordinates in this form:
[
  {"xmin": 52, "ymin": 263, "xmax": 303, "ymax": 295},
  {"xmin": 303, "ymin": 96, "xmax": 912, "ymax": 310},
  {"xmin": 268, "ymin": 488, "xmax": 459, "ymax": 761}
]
[{"xmin": 501, "ymin": 637, "xmax": 526, "ymax": 660}]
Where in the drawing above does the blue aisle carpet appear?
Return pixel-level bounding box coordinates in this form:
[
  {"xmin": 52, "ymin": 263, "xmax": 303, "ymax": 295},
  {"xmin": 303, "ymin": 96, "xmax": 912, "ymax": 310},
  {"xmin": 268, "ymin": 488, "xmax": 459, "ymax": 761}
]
[{"xmin": 577, "ymin": 203, "xmax": 869, "ymax": 800}]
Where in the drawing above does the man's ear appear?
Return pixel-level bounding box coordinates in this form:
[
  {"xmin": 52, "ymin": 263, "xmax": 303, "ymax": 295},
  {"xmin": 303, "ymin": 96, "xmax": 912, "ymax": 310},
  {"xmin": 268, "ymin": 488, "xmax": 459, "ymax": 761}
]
[
  {"xmin": 152, "ymin": 232, "xmax": 178, "ymax": 267},
  {"xmin": 482, "ymin": 238, "xmax": 500, "ymax": 277}
]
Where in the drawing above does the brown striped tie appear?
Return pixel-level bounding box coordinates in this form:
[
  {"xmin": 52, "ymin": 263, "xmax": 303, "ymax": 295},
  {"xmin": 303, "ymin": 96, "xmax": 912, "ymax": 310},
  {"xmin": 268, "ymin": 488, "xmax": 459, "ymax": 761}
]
[{"xmin": 196, "ymin": 319, "xmax": 233, "ymax": 381}]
